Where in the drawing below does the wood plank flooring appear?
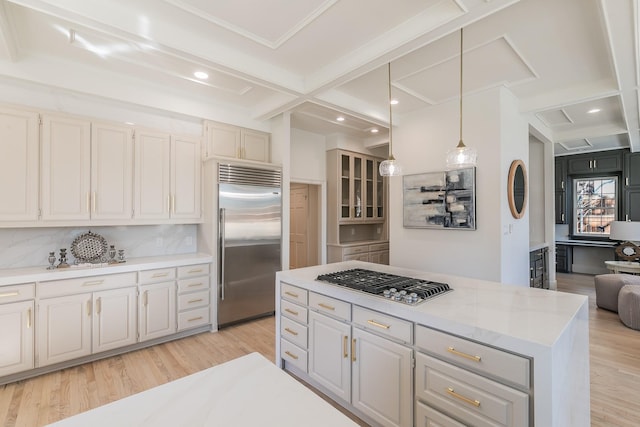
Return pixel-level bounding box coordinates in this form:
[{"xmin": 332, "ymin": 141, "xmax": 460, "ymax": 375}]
[{"xmin": 1, "ymin": 273, "xmax": 639, "ymax": 426}]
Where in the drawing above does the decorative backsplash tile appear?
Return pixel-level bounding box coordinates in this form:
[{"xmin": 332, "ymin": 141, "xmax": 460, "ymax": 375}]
[{"xmin": 0, "ymin": 225, "xmax": 197, "ymax": 269}]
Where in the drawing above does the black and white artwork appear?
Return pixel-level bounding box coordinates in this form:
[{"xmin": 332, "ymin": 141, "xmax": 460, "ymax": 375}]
[{"xmin": 403, "ymin": 167, "xmax": 476, "ymax": 229}]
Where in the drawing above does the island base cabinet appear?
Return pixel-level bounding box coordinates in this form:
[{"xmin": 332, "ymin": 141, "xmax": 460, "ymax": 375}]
[
  {"xmin": 0, "ymin": 300, "xmax": 34, "ymax": 377},
  {"xmin": 415, "ymin": 353, "xmax": 528, "ymax": 427},
  {"xmin": 352, "ymin": 327, "xmax": 412, "ymax": 427}
]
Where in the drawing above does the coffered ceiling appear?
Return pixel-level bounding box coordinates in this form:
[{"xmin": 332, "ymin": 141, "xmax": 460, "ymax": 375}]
[{"xmin": 0, "ymin": 0, "xmax": 637, "ymax": 154}]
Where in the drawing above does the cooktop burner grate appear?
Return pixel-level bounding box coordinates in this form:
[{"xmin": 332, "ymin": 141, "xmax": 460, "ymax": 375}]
[{"xmin": 316, "ymin": 268, "xmax": 451, "ymax": 305}]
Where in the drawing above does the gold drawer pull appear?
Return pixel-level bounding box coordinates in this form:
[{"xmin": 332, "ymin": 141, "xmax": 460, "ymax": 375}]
[
  {"xmin": 447, "ymin": 387, "xmax": 480, "ymax": 407},
  {"xmin": 285, "ymin": 308, "xmax": 299, "ymax": 316},
  {"xmin": 82, "ymin": 280, "xmax": 104, "ymax": 287},
  {"xmin": 447, "ymin": 346, "xmax": 482, "ymax": 362},
  {"xmin": 27, "ymin": 307, "xmax": 32, "ymax": 328},
  {"xmin": 284, "ymin": 327, "xmax": 299, "ymax": 336},
  {"xmin": 188, "ymin": 283, "xmax": 203, "ymax": 288},
  {"xmin": 343, "ymin": 335, "xmax": 348, "ymax": 358},
  {"xmin": 152, "ymin": 272, "xmax": 170, "ymax": 278},
  {"xmin": 284, "ymin": 351, "xmax": 299, "ymax": 360},
  {"xmin": 188, "ymin": 316, "xmax": 203, "ymax": 322},
  {"xmin": 367, "ymin": 319, "xmax": 390, "ymax": 329},
  {"xmin": 0, "ymin": 291, "xmax": 19, "ymax": 298},
  {"xmin": 318, "ymin": 303, "xmax": 335, "ymax": 311},
  {"xmin": 351, "ymin": 338, "xmax": 357, "ymax": 362},
  {"xmin": 188, "ymin": 268, "xmax": 203, "ymax": 274},
  {"xmin": 188, "ymin": 298, "xmax": 204, "ymax": 304},
  {"xmin": 284, "ymin": 291, "xmax": 299, "ymax": 298}
]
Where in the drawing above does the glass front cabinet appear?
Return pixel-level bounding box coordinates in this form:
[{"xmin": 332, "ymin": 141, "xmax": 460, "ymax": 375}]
[{"xmin": 336, "ymin": 151, "xmax": 384, "ymax": 223}]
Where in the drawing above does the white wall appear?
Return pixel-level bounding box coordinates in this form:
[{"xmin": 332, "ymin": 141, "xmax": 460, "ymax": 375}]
[
  {"xmin": 290, "ymin": 128, "xmax": 326, "ymax": 182},
  {"xmin": 390, "ymin": 87, "xmax": 530, "ymax": 285}
]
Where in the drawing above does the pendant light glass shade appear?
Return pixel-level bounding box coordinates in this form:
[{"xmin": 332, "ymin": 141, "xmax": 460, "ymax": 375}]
[
  {"xmin": 380, "ymin": 62, "xmax": 402, "ymax": 176},
  {"xmin": 445, "ymin": 28, "xmax": 477, "ymax": 170}
]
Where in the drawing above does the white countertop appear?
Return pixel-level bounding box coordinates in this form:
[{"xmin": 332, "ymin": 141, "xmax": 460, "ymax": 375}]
[
  {"xmin": 0, "ymin": 253, "xmax": 213, "ymax": 286},
  {"xmin": 277, "ymin": 261, "xmax": 587, "ymax": 354},
  {"xmin": 46, "ymin": 352, "xmax": 359, "ymax": 427}
]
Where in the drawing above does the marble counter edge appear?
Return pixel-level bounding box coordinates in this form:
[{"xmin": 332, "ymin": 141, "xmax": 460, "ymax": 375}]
[
  {"xmin": 327, "ymin": 240, "xmax": 389, "ymax": 248},
  {"xmin": 0, "ymin": 253, "xmax": 213, "ymax": 286}
]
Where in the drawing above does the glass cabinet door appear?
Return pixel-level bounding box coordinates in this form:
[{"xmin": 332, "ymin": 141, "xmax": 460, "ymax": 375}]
[
  {"xmin": 340, "ymin": 154, "xmax": 350, "ymax": 219},
  {"xmin": 353, "ymin": 156, "xmax": 362, "ymax": 218},
  {"xmin": 366, "ymin": 159, "xmax": 374, "ymax": 218},
  {"xmin": 376, "ymin": 160, "xmax": 384, "ymax": 219}
]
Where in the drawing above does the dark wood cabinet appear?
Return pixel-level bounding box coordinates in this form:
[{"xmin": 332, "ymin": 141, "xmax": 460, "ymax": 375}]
[
  {"xmin": 623, "ymin": 152, "xmax": 640, "ymax": 221},
  {"xmin": 555, "ymin": 158, "xmax": 567, "ymax": 224},
  {"xmin": 567, "ymin": 151, "xmax": 622, "ymax": 174},
  {"xmin": 530, "ymin": 247, "xmax": 549, "ymax": 289}
]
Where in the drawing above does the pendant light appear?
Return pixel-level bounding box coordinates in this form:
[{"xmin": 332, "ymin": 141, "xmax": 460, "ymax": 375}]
[
  {"xmin": 379, "ymin": 62, "xmax": 402, "ymax": 176},
  {"xmin": 445, "ymin": 28, "xmax": 477, "ymax": 170}
]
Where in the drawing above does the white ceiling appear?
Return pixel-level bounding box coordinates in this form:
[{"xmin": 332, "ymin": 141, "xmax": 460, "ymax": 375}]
[{"xmin": 0, "ymin": 0, "xmax": 637, "ymax": 154}]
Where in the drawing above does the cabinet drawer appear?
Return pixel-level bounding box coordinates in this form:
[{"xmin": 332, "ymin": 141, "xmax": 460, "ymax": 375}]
[
  {"xmin": 280, "ymin": 315, "xmax": 308, "ymax": 349},
  {"xmin": 416, "ymin": 325, "xmax": 530, "ymax": 389},
  {"xmin": 177, "ymin": 276, "xmax": 209, "ymax": 293},
  {"xmin": 416, "ymin": 353, "xmax": 528, "ymax": 427},
  {"xmin": 369, "ymin": 242, "xmax": 389, "ymax": 252},
  {"xmin": 139, "ymin": 268, "xmax": 176, "ymax": 284},
  {"xmin": 281, "ymin": 299, "xmax": 308, "ymax": 324},
  {"xmin": 177, "ymin": 306, "xmax": 210, "ymax": 331},
  {"xmin": 415, "ymin": 401, "xmax": 466, "ymax": 427},
  {"xmin": 344, "ymin": 253, "xmax": 369, "ymax": 262},
  {"xmin": 343, "ymin": 245, "xmax": 369, "ymax": 255},
  {"xmin": 0, "ymin": 283, "xmax": 35, "ymax": 303},
  {"xmin": 39, "ymin": 272, "xmax": 137, "ymax": 298},
  {"xmin": 177, "ymin": 263, "xmax": 210, "ymax": 278},
  {"xmin": 281, "ymin": 339, "xmax": 307, "ymax": 373},
  {"xmin": 309, "ymin": 292, "xmax": 351, "ymax": 321},
  {"xmin": 352, "ymin": 305, "xmax": 412, "ymax": 344},
  {"xmin": 178, "ymin": 290, "xmax": 209, "ymax": 311},
  {"xmin": 281, "ymin": 282, "xmax": 308, "ymax": 305}
]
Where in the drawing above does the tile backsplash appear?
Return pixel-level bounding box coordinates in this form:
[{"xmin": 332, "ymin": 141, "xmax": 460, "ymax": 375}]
[{"xmin": 0, "ymin": 225, "xmax": 197, "ymax": 269}]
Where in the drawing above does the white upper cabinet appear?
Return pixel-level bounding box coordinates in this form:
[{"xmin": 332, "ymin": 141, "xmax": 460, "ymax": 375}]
[
  {"xmin": 171, "ymin": 135, "xmax": 201, "ymax": 219},
  {"xmin": 0, "ymin": 107, "xmax": 39, "ymax": 222},
  {"xmin": 91, "ymin": 122, "xmax": 134, "ymax": 220},
  {"xmin": 41, "ymin": 114, "xmax": 91, "ymax": 221},
  {"xmin": 205, "ymin": 121, "xmax": 270, "ymax": 163},
  {"xmin": 134, "ymin": 130, "xmax": 171, "ymax": 220}
]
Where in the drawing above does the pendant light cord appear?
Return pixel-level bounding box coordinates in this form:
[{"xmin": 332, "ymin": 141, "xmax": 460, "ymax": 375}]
[
  {"xmin": 388, "ymin": 62, "xmax": 394, "ymax": 159},
  {"xmin": 459, "ymin": 28, "xmax": 464, "ymax": 148}
]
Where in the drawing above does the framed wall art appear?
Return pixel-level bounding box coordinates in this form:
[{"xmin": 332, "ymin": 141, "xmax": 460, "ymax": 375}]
[{"xmin": 403, "ymin": 167, "xmax": 476, "ymax": 229}]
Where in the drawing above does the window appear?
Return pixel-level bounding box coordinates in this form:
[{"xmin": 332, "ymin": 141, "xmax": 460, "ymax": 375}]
[{"xmin": 573, "ymin": 176, "xmax": 617, "ymax": 237}]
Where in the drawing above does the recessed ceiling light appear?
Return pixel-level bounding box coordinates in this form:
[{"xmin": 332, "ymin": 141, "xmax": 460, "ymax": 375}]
[
  {"xmin": 587, "ymin": 108, "xmax": 601, "ymax": 114},
  {"xmin": 390, "ymin": 99, "xmax": 399, "ymax": 105},
  {"xmin": 371, "ymin": 128, "xmax": 379, "ymax": 133},
  {"xmin": 336, "ymin": 116, "xmax": 345, "ymax": 122},
  {"xmin": 194, "ymin": 71, "xmax": 209, "ymax": 80}
]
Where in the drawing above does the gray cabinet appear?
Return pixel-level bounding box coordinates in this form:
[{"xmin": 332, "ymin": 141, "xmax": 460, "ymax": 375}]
[
  {"xmin": 567, "ymin": 151, "xmax": 622, "ymax": 174},
  {"xmin": 530, "ymin": 247, "xmax": 548, "ymax": 289},
  {"xmin": 555, "ymin": 245, "xmax": 572, "ymax": 273},
  {"xmin": 555, "ymin": 158, "xmax": 567, "ymax": 224},
  {"xmin": 623, "ymin": 152, "xmax": 640, "ymax": 221}
]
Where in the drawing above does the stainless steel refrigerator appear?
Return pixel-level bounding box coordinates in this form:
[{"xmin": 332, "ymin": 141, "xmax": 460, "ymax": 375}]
[{"xmin": 218, "ymin": 164, "xmax": 282, "ymax": 327}]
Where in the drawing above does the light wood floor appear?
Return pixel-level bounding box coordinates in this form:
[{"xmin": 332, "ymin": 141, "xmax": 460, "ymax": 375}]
[{"xmin": 1, "ymin": 273, "xmax": 638, "ymax": 426}]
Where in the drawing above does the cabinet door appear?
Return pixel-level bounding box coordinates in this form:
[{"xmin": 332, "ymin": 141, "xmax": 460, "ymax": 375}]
[
  {"xmin": 624, "ymin": 188, "xmax": 640, "ymax": 221},
  {"xmin": 0, "ymin": 107, "xmax": 39, "ymax": 222},
  {"xmin": 308, "ymin": 311, "xmax": 351, "ymax": 402},
  {"xmin": 241, "ymin": 129, "xmax": 270, "ymax": 162},
  {"xmin": 592, "ymin": 152, "xmax": 622, "ymax": 172},
  {"xmin": 171, "ymin": 135, "xmax": 201, "ymax": 219},
  {"xmin": 38, "ymin": 293, "xmax": 92, "ymax": 367},
  {"xmin": 624, "ymin": 151, "xmax": 640, "ymax": 187},
  {"xmin": 369, "ymin": 250, "xmax": 389, "ymax": 265},
  {"xmin": 93, "ymin": 287, "xmax": 137, "ymax": 353},
  {"xmin": 555, "ymin": 191, "xmax": 566, "ymax": 224},
  {"xmin": 352, "ymin": 328, "xmax": 412, "ymax": 427},
  {"xmin": 139, "ymin": 281, "xmax": 176, "ymax": 341},
  {"xmin": 554, "ymin": 158, "xmax": 566, "ymax": 192},
  {"xmin": 91, "ymin": 122, "xmax": 133, "ymax": 220},
  {"xmin": 207, "ymin": 122, "xmax": 240, "ymax": 159},
  {"xmin": 0, "ymin": 301, "xmax": 34, "ymax": 376},
  {"xmin": 567, "ymin": 156, "xmax": 592, "ymax": 174},
  {"xmin": 41, "ymin": 115, "xmax": 91, "ymax": 221},
  {"xmin": 134, "ymin": 130, "xmax": 171, "ymax": 220}
]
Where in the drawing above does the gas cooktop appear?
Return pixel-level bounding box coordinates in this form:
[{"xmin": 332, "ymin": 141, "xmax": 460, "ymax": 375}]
[{"xmin": 316, "ymin": 268, "xmax": 451, "ymax": 305}]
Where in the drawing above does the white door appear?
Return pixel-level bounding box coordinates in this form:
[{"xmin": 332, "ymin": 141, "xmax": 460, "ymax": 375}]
[
  {"xmin": 41, "ymin": 115, "xmax": 91, "ymax": 221},
  {"xmin": 38, "ymin": 293, "xmax": 92, "ymax": 367},
  {"xmin": 134, "ymin": 130, "xmax": 171, "ymax": 220},
  {"xmin": 0, "ymin": 301, "xmax": 34, "ymax": 376},
  {"xmin": 352, "ymin": 327, "xmax": 413, "ymax": 427},
  {"xmin": 91, "ymin": 122, "xmax": 133, "ymax": 220},
  {"xmin": 171, "ymin": 135, "xmax": 201, "ymax": 219},
  {"xmin": 289, "ymin": 184, "xmax": 309, "ymax": 269},
  {"xmin": 139, "ymin": 282, "xmax": 176, "ymax": 341},
  {"xmin": 0, "ymin": 107, "xmax": 39, "ymax": 222},
  {"xmin": 308, "ymin": 311, "xmax": 351, "ymax": 402},
  {"xmin": 93, "ymin": 287, "xmax": 137, "ymax": 353}
]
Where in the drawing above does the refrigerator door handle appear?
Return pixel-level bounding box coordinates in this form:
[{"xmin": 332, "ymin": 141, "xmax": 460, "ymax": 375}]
[{"xmin": 220, "ymin": 207, "xmax": 226, "ymax": 301}]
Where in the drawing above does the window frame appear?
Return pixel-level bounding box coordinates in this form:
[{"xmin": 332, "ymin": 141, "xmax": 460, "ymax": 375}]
[{"xmin": 570, "ymin": 175, "xmax": 619, "ymax": 240}]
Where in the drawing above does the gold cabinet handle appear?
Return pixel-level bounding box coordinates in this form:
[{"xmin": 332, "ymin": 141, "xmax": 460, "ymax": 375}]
[
  {"xmin": 27, "ymin": 307, "xmax": 32, "ymax": 328},
  {"xmin": 96, "ymin": 297, "xmax": 101, "ymax": 315},
  {"xmin": 152, "ymin": 272, "xmax": 170, "ymax": 278},
  {"xmin": 82, "ymin": 280, "xmax": 104, "ymax": 287},
  {"xmin": 447, "ymin": 387, "xmax": 480, "ymax": 407},
  {"xmin": 0, "ymin": 291, "xmax": 19, "ymax": 298},
  {"xmin": 284, "ymin": 327, "xmax": 298, "ymax": 336},
  {"xmin": 188, "ymin": 268, "xmax": 203, "ymax": 274},
  {"xmin": 318, "ymin": 303, "xmax": 335, "ymax": 311},
  {"xmin": 351, "ymin": 338, "xmax": 356, "ymax": 362},
  {"xmin": 343, "ymin": 335, "xmax": 348, "ymax": 358},
  {"xmin": 447, "ymin": 346, "xmax": 481, "ymax": 362},
  {"xmin": 284, "ymin": 308, "xmax": 299, "ymax": 316},
  {"xmin": 284, "ymin": 291, "xmax": 299, "ymax": 298},
  {"xmin": 284, "ymin": 351, "xmax": 298, "ymax": 360},
  {"xmin": 367, "ymin": 319, "xmax": 390, "ymax": 329},
  {"xmin": 188, "ymin": 316, "xmax": 203, "ymax": 322},
  {"xmin": 188, "ymin": 298, "xmax": 204, "ymax": 304}
]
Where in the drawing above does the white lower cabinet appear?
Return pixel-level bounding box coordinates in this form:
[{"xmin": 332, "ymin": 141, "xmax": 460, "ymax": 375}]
[
  {"xmin": 92, "ymin": 287, "xmax": 137, "ymax": 353},
  {"xmin": 139, "ymin": 281, "xmax": 176, "ymax": 341},
  {"xmin": 0, "ymin": 291, "xmax": 35, "ymax": 377}
]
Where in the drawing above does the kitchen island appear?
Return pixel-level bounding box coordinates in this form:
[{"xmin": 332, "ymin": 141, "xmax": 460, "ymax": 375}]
[{"xmin": 275, "ymin": 261, "xmax": 589, "ymax": 427}]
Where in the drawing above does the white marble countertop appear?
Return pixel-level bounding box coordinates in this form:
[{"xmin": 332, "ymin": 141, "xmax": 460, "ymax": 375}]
[
  {"xmin": 0, "ymin": 253, "xmax": 213, "ymax": 286},
  {"xmin": 46, "ymin": 352, "xmax": 359, "ymax": 427},
  {"xmin": 277, "ymin": 261, "xmax": 587, "ymax": 354}
]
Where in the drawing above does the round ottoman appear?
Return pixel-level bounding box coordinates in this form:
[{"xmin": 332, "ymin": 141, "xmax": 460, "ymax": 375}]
[{"xmin": 618, "ymin": 285, "xmax": 640, "ymax": 330}]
